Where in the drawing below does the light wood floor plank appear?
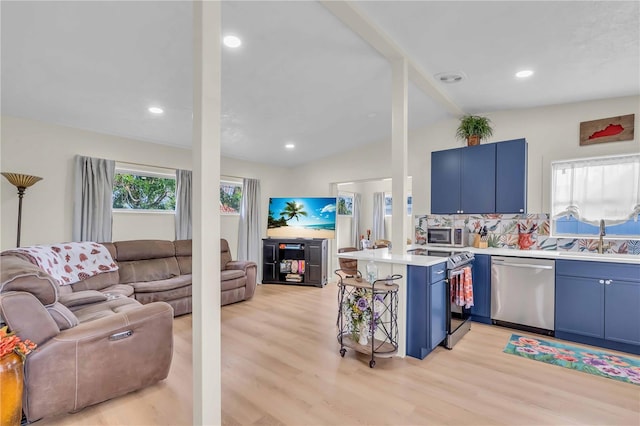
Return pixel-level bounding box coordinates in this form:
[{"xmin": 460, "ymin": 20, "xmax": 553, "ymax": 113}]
[{"xmin": 36, "ymin": 282, "xmax": 640, "ymax": 425}]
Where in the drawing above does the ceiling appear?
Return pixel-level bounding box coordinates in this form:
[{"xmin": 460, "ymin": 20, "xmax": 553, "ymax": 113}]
[{"xmin": 2, "ymin": 1, "xmax": 639, "ymax": 168}]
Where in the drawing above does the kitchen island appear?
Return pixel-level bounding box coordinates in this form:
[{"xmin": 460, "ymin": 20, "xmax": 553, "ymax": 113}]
[{"xmin": 337, "ymin": 248, "xmax": 446, "ymax": 358}]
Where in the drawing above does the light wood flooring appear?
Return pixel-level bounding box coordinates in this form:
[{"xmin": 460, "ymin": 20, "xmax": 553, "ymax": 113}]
[{"xmin": 37, "ymin": 282, "xmax": 639, "ymax": 425}]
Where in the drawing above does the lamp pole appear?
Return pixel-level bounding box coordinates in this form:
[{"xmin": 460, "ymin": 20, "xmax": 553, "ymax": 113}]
[{"xmin": 16, "ymin": 186, "xmax": 26, "ymax": 247}]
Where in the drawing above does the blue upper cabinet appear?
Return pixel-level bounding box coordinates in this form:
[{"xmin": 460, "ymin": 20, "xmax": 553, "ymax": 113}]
[
  {"xmin": 431, "ymin": 148, "xmax": 461, "ymax": 214},
  {"xmin": 460, "ymin": 144, "xmax": 496, "ymax": 214},
  {"xmin": 495, "ymin": 138, "xmax": 527, "ymax": 214},
  {"xmin": 431, "ymin": 139, "xmax": 527, "ymax": 215}
]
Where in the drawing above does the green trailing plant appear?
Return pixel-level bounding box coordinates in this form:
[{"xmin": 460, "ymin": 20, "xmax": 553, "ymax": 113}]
[{"xmin": 455, "ymin": 115, "xmax": 494, "ymax": 141}]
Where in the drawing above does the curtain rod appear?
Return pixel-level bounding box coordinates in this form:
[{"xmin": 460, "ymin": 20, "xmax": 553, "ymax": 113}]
[
  {"xmin": 114, "ymin": 160, "xmax": 248, "ymax": 181},
  {"xmin": 115, "ymin": 159, "xmax": 179, "ymax": 172}
]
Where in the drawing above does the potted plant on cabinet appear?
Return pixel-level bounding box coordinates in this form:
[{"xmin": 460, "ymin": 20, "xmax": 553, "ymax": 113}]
[{"xmin": 456, "ymin": 115, "xmax": 493, "ymax": 146}]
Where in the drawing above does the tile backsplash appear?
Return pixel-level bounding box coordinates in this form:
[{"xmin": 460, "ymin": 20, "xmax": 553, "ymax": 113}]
[{"xmin": 414, "ymin": 213, "xmax": 640, "ymax": 255}]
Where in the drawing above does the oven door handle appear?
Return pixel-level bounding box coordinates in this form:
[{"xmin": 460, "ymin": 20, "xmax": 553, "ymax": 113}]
[{"xmin": 493, "ymin": 262, "xmax": 553, "ymax": 270}]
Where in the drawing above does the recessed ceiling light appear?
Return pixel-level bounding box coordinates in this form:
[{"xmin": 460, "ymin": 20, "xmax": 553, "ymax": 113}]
[
  {"xmin": 285, "ymin": 143, "xmax": 295, "ymax": 149},
  {"xmin": 515, "ymin": 70, "xmax": 534, "ymax": 78},
  {"xmin": 223, "ymin": 35, "xmax": 242, "ymax": 48},
  {"xmin": 148, "ymin": 106, "xmax": 164, "ymax": 114},
  {"xmin": 434, "ymin": 71, "xmax": 466, "ymax": 84}
]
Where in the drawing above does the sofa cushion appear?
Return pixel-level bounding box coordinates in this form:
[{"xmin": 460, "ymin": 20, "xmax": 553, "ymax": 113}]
[
  {"xmin": 175, "ymin": 240, "xmax": 192, "ymax": 275},
  {"xmin": 131, "ymin": 275, "xmax": 192, "ymax": 293},
  {"xmin": 71, "ymin": 296, "xmax": 143, "ymax": 323},
  {"xmin": 0, "ymin": 291, "xmax": 60, "ymax": 345},
  {"xmin": 134, "ymin": 285, "xmax": 192, "ymax": 305},
  {"xmin": 0, "ymin": 255, "xmax": 58, "ymax": 305},
  {"xmin": 115, "ymin": 240, "xmax": 175, "ymax": 261},
  {"xmin": 118, "ymin": 257, "xmax": 180, "ymax": 283},
  {"xmin": 70, "ymin": 270, "xmax": 120, "ymax": 292},
  {"xmin": 100, "ymin": 284, "xmax": 135, "ymax": 298}
]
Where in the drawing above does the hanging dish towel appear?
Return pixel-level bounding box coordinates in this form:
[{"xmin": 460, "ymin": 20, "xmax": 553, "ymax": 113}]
[{"xmin": 462, "ymin": 266, "xmax": 474, "ymax": 309}]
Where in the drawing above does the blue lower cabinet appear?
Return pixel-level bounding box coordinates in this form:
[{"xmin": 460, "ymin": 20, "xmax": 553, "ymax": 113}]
[
  {"xmin": 406, "ymin": 262, "xmax": 447, "ymax": 359},
  {"xmin": 470, "ymin": 254, "xmax": 491, "ymax": 323},
  {"xmin": 406, "ymin": 265, "xmax": 429, "ymax": 359},
  {"xmin": 430, "ymin": 279, "xmax": 447, "ymax": 350},
  {"xmin": 604, "ymin": 279, "xmax": 640, "ymax": 346},
  {"xmin": 555, "ymin": 260, "xmax": 640, "ymax": 355},
  {"xmin": 555, "ymin": 275, "xmax": 604, "ymax": 338}
]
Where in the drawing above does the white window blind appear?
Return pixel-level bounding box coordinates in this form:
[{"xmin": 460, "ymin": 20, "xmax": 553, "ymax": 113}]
[{"xmin": 551, "ymin": 154, "xmax": 640, "ymax": 225}]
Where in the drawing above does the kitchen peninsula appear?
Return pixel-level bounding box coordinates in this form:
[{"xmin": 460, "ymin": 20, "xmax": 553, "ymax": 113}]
[{"xmin": 337, "ymin": 247, "xmax": 447, "ymax": 358}]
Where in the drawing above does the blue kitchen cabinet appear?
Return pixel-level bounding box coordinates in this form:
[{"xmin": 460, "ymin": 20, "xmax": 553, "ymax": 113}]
[
  {"xmin": 470, "ymin": 254, "xmax": 492, "ymax": 324},
  {"xmin": 460, "ymin": 144, "xmax": 496, "ymax": 214},
  {"xmin": 406, "ymin": 262, "xmax": 447, "ymax": 359},
  {"xmin": 431, "ymin": 148, "xmax": 461, "ymax": 214},
  {"xmin": 431, "ymin": 139, "xmax": 526, "ymax": 215},
  {"xmin": 495, "ymin": 138, "xmax": 527, "ymax": 214},
  {"xmin": 605, "ymin": 279, "xmax": 640, "ymax": 346},
  {"xmin": 430, "ymin": 278, "xmax": 447, "ymax": 350},
  {"xmin": 555, "ymin": 275, "xmax": 604, "ymax": 338},
  {"xmin": 555, "ymin": 260, "xmax": 640, "ymax": 355}
]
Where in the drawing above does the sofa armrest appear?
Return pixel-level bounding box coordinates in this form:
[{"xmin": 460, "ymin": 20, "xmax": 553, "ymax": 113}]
[
  {"xmin": 225, "ymin": 260, "xmax": 257, "ymax": 272},
  {"xmin": 226, "ymin": 261, "xmax": 257, "ymax": 300},
  {"xmin": 59, "ymin": 290, "xmax": 107, "ymax": 308}
]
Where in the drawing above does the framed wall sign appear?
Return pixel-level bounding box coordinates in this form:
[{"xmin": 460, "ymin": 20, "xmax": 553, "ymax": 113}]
[{"xmin": 579, "ymin": 114, "xmax": 635, "ymax": 146}]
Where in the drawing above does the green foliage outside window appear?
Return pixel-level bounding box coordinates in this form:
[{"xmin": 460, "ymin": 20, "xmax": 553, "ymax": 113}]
[
  {"xmin": 220, "ymin": 182, "xmax": 242, "ymax": 214},
  {"xmin": 113, "ymin": 173, "xmax": 176, "ymax": 210}
]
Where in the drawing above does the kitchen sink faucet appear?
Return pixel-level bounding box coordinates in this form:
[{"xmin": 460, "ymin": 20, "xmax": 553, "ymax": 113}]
[{"xmin": 598, "ymin": 219, "xmax": 610, "ymax": 254}]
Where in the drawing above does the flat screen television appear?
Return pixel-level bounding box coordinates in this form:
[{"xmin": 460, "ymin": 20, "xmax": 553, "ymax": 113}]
[{"xmin": 267, "ymin": 197, "xmax": 336, "ymax": 239}]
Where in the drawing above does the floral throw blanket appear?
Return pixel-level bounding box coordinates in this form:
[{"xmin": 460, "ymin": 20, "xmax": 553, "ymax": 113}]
[{"xmin": 4, "ymin": 242, "xmax": 118, "ymax": 286}]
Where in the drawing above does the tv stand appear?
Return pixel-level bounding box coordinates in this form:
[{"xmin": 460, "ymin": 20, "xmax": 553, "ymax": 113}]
[{"xmin": 262, "ymin": 238, "xmax": 327, "ymax": 287}]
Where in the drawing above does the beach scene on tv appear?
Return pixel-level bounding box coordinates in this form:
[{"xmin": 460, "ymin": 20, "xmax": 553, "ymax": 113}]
[{"xmin": 267, "ymin": 197, "xmax": 336, "ymax": 239}]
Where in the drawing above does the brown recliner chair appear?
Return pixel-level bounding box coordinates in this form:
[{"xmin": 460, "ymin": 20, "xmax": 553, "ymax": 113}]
[
  {"xmin": 0, "ymin": 255, "xmax": 174, "ymax": 423},
  {"xmin": 220, "ymin": 239, "xmax": 257, "ymax": 305}
]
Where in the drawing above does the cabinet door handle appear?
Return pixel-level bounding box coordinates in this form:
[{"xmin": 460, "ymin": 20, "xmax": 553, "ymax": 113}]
[
  {"xmin": 435, "ymin": 270, "xmax": 445, "ymax": 275},
  {"xmin": 599, "ymin": 279, "xmax": 605, "ymax": 284},
  {"xmin": 605, "ymin": 279, "xmax": 612, "ymax": 285},
  {"xmin": 519, "ymin": 208, "xmax": 524, "ymax": 213}
]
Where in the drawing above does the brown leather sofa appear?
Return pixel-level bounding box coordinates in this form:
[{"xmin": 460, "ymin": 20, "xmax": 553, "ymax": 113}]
[
  {"xmin": 0, "ymin": 254, "xmax": 173, "ymax": 422},
  {"xmin": 220, "ymin": 238, "xmax": 257, "ymax": 305}
]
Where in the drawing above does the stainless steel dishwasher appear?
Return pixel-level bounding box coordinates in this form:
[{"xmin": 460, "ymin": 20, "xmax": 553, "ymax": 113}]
[{"xmin": 491, "ymin": 256, "xmax": 555, "ymax": 335}]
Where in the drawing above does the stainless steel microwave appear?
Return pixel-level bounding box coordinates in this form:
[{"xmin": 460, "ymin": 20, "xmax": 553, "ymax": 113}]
[{"xmin": 426, "ymin": 227, "xmax": 468, "ymax": 247}]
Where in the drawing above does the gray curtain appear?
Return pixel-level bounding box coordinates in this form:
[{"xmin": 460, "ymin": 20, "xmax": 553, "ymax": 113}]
[
  {"xmin": 175, "ymin": 169, "xmax": 192, "ymax": 240},
  {"xmin": 73, "ymin": 155, "xmax": 115, "ymax": 242},
  {"xmin": 373, "ymin": 192, "xmax": 385, "ymax": 241},
  {"xmin": 238, "ymin": 178, "xmax": 261, "ymax": 263},
  {"xmin": 351, "ymin": 192, "xmax": 362, "ymax": 248}
]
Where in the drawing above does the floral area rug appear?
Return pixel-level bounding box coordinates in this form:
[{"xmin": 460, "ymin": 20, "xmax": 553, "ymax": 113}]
[{"xmin": 504, "ymin": 334, "xmax": 640, "ymax": 386}]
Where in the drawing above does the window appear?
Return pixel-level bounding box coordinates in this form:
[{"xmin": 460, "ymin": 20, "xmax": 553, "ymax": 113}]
[
  {"xmin": 220, "ymin": 180, "xmax": 242, "ymax": 214},
  {"xmin": 551, "ymin": 153, "xmax": 640, "ymax": 237},
  {"xmin": 113, "ymin": 169, "xmax": 176, "ymax": 211},
  {"xmin": 384, "ymin": 194, "xmax": 413, "ymax": 216},
  {"xmin": 337, "ymin": 193, "xmax": 353, "ymax": 216}
]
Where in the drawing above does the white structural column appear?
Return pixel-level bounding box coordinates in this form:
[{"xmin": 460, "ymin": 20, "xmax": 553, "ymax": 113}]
[
  {"xmin": 391, "ymin": 58, "xmax": 409, "ymax": 357},
  {"xmin": 193, "ymin": 1, "xmax": 221, "ymax": 425}
]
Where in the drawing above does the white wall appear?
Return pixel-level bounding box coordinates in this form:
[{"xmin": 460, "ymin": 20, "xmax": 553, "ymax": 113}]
[
  {"xmin": 1, "ymin": 116, "xmax": 192, "ymax": 249},
  {"xmin": 410, "ymin": 95, "xmax": 640, "ymax": 215},
  {"xmin": 292, "ymin": 95, "xmax": 640, "ymax": 219},
  {"xmin": 3, "ymin": 95, "xmax": 637, "ymax": 258}
]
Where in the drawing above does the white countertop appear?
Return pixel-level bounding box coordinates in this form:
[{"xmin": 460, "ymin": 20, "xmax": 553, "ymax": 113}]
[
  {"xmin": 338, "ymin": 246, "xmax": 640, "ymax": 266},
  {"xmin": 409, "ymin": 245, "xmax": 640, "ymax": 265},
  {"xmin": 337, "ymin": 247, "xmax": 446, "ymax": 267}
]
